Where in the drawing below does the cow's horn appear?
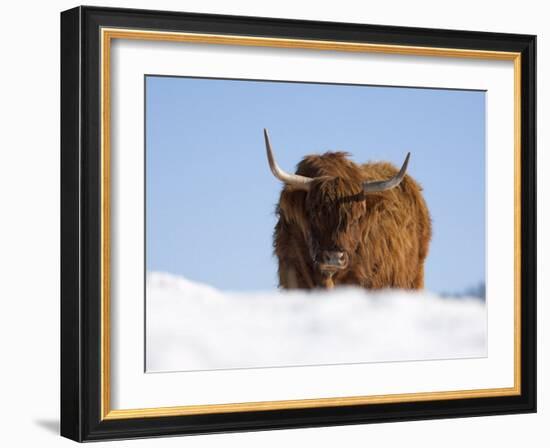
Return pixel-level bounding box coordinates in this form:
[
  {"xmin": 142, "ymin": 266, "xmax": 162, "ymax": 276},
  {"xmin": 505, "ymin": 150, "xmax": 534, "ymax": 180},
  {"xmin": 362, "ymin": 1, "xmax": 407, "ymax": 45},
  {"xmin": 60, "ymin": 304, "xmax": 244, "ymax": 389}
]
[
  {"xmin": 264, "ymin": 129, "xmax": 313, "ymax": 190},
  {"xmin": 363, "ymin": 153, "xmax": 410, "ymax": 193}
]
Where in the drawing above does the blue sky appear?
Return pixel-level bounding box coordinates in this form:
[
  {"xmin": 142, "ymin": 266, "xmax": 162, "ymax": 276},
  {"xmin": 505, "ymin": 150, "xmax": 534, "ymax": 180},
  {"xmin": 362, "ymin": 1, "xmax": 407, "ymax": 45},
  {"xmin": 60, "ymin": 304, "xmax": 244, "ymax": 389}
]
[{"xmin": 146, "ymin": 76, "xmax": 485, "ymax": 294}]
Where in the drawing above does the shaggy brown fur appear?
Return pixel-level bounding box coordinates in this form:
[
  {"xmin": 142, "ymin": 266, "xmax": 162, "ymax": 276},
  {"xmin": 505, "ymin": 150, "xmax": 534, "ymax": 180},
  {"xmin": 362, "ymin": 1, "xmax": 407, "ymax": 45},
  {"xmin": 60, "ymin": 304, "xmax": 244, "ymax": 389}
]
[{"xmin": 273, "ymin": 152, "xmax": 432, "ymax": 290}]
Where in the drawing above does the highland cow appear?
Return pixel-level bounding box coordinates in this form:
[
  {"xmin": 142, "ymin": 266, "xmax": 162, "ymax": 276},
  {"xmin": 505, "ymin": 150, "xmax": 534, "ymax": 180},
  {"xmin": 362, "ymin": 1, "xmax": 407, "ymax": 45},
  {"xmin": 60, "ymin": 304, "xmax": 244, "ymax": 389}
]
[{"xmin": 264, "ymin": 129, "xmax": 431, "ymax": 290}]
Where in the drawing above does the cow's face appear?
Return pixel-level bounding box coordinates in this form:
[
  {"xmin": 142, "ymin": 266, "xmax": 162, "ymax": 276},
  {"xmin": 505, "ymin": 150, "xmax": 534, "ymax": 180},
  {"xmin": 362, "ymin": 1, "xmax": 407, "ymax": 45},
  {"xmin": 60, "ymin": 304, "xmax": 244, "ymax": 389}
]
[
  {"xmin": 263, "ymin": 128, "xmax": 409, "ymax": 288},
  {"xmin": 305, "ymin": 177, "xmax": 366, "ymax": 279}
]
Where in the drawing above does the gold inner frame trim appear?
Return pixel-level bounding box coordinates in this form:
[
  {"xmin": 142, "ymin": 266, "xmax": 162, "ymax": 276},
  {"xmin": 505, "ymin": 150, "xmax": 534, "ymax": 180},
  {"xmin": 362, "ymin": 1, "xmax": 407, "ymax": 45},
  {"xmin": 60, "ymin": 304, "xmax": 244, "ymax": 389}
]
[{"xmin": 100, "ymin": 27, "xmax": 522, "ymax": 420}]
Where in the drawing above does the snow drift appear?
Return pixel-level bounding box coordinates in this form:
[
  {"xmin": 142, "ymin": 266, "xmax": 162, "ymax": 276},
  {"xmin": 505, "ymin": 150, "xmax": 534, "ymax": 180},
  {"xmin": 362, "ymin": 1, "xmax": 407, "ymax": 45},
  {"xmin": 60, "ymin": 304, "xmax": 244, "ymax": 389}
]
[{"xmin": 146, "ymin": 272, "xmax": 487, "ymax": 372}]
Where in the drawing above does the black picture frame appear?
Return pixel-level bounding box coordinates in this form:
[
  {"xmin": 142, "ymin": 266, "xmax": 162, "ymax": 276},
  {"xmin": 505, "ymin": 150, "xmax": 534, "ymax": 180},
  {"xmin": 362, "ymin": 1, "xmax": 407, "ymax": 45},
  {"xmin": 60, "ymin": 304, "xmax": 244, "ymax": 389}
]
[{"xmin": 61, "ymin": 5, "xmax": 536, "ymax": 442}]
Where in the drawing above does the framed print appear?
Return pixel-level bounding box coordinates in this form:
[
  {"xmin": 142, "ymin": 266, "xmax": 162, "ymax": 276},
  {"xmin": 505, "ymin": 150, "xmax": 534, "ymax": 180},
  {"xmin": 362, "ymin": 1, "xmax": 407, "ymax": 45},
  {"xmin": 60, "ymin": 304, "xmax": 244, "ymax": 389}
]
[{"xmin": 60, "ymin": 6, "xmax": 536, "ymax": 442}]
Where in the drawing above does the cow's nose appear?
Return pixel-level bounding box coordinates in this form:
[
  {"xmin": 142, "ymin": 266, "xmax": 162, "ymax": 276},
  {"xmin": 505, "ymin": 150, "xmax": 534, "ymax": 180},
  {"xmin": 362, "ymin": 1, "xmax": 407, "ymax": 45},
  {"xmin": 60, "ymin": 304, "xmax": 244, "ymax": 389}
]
[{"xmin": 321, "ymin": 250, "xmax": 347, "ymax": 267}]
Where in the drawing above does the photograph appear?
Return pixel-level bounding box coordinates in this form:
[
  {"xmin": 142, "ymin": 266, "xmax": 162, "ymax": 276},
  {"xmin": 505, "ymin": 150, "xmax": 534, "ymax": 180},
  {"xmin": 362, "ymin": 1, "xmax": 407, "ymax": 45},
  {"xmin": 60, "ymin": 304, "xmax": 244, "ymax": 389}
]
[
  {"xmin": 58, "ymin": 4, "xmax": 537, "ymax": 442},
  {"xmin": 145, "ymin": 75, "xmax": 488, "ymax": 372}
]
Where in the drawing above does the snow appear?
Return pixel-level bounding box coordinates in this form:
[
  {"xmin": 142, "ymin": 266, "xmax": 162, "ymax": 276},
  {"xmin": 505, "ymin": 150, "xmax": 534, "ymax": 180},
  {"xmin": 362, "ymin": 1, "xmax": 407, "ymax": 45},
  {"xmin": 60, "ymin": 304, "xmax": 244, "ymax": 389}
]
[{"xmin": 146, "ymin": 272, "xmax": 487, "ymax": 372}]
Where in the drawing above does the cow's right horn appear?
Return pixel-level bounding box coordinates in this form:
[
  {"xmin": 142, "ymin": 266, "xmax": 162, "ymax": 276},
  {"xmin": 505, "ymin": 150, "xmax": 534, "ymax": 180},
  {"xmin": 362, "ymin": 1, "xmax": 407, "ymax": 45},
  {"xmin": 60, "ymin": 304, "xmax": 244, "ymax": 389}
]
[
  {"xmin": 264, "ymin": 129, "xmax": 314, "ymax": 190},
  {"xmin": 363, "ymin": 152, "xmax": 410, "ymax": 193}
]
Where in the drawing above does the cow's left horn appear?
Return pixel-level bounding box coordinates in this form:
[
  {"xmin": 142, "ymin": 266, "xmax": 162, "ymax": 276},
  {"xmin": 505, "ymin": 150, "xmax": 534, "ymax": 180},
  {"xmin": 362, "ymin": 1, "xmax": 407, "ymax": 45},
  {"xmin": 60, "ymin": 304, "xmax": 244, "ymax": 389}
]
[
  {"xmin": 363, "ymin": 153, "xmax": 410, "ymax": 193},
  {"xmin": 264, "ymin": 129, "xmax": 314, "ymax": 190}
]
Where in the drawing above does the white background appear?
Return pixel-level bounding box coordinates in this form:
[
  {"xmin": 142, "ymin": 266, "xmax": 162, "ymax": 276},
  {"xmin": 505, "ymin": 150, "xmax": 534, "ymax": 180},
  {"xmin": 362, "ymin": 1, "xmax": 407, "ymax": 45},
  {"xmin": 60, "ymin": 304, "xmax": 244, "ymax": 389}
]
[
  {"xmin": 0, "ymin": 0, "xmax": 546, "ymax": 446},
  {"xmin": 112, "ymin": 39, "xmax": 513, "ymax": 408}
]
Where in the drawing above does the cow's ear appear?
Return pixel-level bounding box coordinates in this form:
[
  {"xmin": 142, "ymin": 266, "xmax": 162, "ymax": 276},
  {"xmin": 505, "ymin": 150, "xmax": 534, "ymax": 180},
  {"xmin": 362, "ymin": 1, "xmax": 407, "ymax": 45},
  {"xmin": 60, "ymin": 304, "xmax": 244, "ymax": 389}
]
[
  {"xmin": 364, "ymin": 193, "xmax": 386, "ymax": 208},
  {"xmin": 278, "ymin": 191, "xmax": 308, "ymax": 226},
  {"xmin": 286, "ymin": 184, "xmax": 311, "ymax": 193}
]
